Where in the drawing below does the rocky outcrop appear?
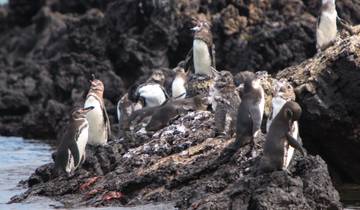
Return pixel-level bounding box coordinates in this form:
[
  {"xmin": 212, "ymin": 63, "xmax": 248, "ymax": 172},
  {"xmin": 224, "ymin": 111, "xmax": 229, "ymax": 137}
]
[
  {"xmin": 277, "ymin": 29, "xmax": 360, "ymax": 184},
  {"xmin": 1, "ymin": 0, "xmax": 360, "ymax": 206},
  {"xmin": 1, "ymin": 0, "xmax": 359, "ymax": 140},
  {"xmin": 10, "ymin": 110, "xmax": 341, "ymax": 209}
]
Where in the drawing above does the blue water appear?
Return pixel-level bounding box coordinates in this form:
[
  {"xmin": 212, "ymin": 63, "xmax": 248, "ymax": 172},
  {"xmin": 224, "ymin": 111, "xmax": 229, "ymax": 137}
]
[
  {"xmin": 0, "ymin": 136, "xmax": 61, "ymax": 209},
  {"xmin": 0, "ymin": 136, "xmax": 176, "ymax": 210}
]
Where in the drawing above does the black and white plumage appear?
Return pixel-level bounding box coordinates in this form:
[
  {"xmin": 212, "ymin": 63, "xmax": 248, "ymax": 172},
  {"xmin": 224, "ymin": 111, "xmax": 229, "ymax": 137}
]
[
  {"xmin": 266, "ymin": 79, "xmax": 296, "ymax": 132},
  {"xmin": 116, "ymin": 93, "xmax": 142, "ymax": 135},
  {"xmin": 266, "ymin": 79, "xmax": 300, "ymax": 169},
  {"xmin": 135, "ymin": 70, "xmax": 168, "ymax": 107},
  {"xmin": 316, "ymin": 0, "xmax": 337, "ymax": 51},
  {"xmin": 171, "ymin": 66, "xmax": 187, "ymax": 99},
  {"xmin": 260, "ymin": 101, "xmax": 305, "ymax": 172},
  {"xmin": 191, "ymin": 17, "xmax": 215, "ymax": 76},
  {"xmin": 235, "ymin": 74, "xmax": 265, "ymax": 147},
  {"xmin": 54, "ymin": 106, "xmax": 94, "ymax": 174},
  {"xmin": 85, "ymin": 78, "xmax": 111, "ymax": 145}
]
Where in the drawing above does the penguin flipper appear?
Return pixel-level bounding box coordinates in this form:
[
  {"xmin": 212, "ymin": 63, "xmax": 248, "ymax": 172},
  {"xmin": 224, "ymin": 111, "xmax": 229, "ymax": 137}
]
[
  {"xmin": 102, "ymin": 104, "xmax": 112, "ymax": 140},
  {"xmin": 286, "ymin": 133, "xmax": 305, "ymax": 156},
  {"xmin": 184, "ymin": 47, "xmax": 193, "ymax": 72},
  {"xmin": 160, "ymin": 85, "xmax": 170, "ymax": 100},
  {"xmin": 68, "ymin": 141, "xmax": 80, "ymax": 167},
  {"xmin": 54, "ymin": 147, "xmax": 68, "ymax": 172}
]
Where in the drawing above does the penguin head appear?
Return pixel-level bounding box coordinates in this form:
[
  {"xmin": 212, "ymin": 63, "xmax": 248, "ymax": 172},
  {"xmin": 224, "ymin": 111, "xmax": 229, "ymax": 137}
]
[
  {"xmin": 283, "ymin": 101, "xmax": 302, "ymax": 122},
  {"xmin": 89, "ymin": 79, "xmax": 105, "ymax": 97},
  {"xmin": 251, "ymin": 78, "xmax": 262, "ymax": 90},
  {"xmin": 191, "ymin": 15, "xmax": 212, "ymax": 40},
  {"xmin": 191, "ymin": 20, "xmax": 210, "ymax": 32},
  {"xmin": 149, "ymin": 70, "xmax": 165, "ymax": 85},
  {"xmin": 234, "ymin": 71, "xmax": 256, "ymax": 87},
  {"xmin": 174, "ymin": 67, "xmax": 187, "ymax": 79},
  {"xmin": 71, "ymin": 106, "xmax": 94, "ymax": 120}
]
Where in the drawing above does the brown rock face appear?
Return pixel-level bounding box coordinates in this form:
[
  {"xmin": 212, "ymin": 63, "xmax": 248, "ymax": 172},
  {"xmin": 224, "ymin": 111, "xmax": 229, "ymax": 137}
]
[{"xmin": 277, "ymin": 33, "xmax": 360, "ymax": 184}]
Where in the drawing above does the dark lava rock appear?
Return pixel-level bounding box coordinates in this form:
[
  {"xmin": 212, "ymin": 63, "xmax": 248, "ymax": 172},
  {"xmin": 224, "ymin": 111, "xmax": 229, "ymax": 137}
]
[
  {"xmin": 0, "ymin": 0, "xmax": 359, "ymax": 141},
  {"xmin": 277, "ymin": 32, "xmax": 360, "ymax": 184},
  {"xmin": 0, "ymin": 0, "xmax": 360, "ymax": 204},
  {"xmin": 9, "ymin": 109, "xmax": 341, "ymax": 209}
]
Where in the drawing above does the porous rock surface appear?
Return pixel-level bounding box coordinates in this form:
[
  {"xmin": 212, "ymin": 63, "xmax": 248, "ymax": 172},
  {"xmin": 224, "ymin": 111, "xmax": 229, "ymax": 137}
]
[
  {"xmin": 10, "ymin": 110, "xmax": 341, "ymax": 209},
  {"xmin": 1, "ymin": 0, "xmax": 359, "ymax": 140}
]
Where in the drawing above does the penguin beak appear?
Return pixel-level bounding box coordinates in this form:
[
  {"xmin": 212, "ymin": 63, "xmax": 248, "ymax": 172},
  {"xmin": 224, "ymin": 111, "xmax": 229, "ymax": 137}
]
[
  {"xmin": 191, "ymin": 26, "xmax": 201, "ymax": 32},
  {"xmin": 83, "ymin": 106, "xmax": 95, "ymax": 113}
]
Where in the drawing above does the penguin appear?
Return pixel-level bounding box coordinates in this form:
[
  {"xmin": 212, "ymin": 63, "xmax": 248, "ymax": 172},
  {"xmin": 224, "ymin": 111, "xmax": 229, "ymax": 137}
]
[
  {"xmin": 54, "ymin": 106, "xmax": 94, "ymax": 174},
  {"xmin": 235, "ymin": 75, "xmax": 265, "ymax": 148},
  {"xmin": 266, "ymin": 79, "xmax": 296, "ymax": 132},
  {"xmin": 210, "ymin": 71, "xmax": 241, "ymax": 137},
  {"xmin": 191, "ymin": 16, "xmax": 216, "ymax": 76},
  {"xmin": 135, "ymin": 70, "xmax": 168, "ymax": 107},
  {"xmin": 259, "ymin": 101, "xmax": 305, "ymax": 172},
  {"xmin": 266, "ymin": 79, "xmax": 300, "ymax": 169},
  {"xmin": 84, "ymin": 76, "xmax": 111, "ymax": 145},
  {"xmin": 116, "ymin": 93, "xmax": 142, "ymax": 136},
  {"xmin": 316, "ymin": 0, "xmax": 337, "ymax": 51},
  {"xmin": 171, "ymin": 66, "xmax": 188, "ymax": 99},
  {"xmin": 129, "ymin": 96, "xmax": 208, "ymax": 132}
]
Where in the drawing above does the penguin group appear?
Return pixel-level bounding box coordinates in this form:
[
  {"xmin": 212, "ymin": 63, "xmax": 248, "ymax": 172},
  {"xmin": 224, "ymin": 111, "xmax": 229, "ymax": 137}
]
[
  {"xmin": 54, "ymin": 75, "xmax": 111, "ymax": 175},
  {"xmin": 54, "ymin": 1, "xmax": 342, "ymax": 175}
]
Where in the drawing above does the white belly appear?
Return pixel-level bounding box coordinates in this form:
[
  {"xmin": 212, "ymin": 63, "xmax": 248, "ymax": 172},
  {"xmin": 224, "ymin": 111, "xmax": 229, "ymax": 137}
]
[
  {"xmin": 283, "ymin": 121, "xmax": 299, "ymax": 169},
  {"xmin": 193, "ymin": 39, "xmax": 212, "ymax": 76},
  {"xmin": 317, "ymin": 10, "xmax": 337, "ymax": 49},
  {"xmin": 138, "ymin": 84, "xmax": 166, "ymax": 107},
  {"xmin": 259, "ymin": 89, "xmax": 265, "ymax": 124},
  {"xmin": 85, "ymin": 96, "xmax": 107, "ymax": 145},
  {"xmin": 76, "ymin": 124, "xmax": 88, "ymax": 165},
  {"xmin": 172, "ymin": 77, "xmax": 186, "ymax": 99},
  {"xmin": 65, "ymin": 149, "xmax": 75, "ymax": 173},
  {"xmin": 266, "ymin": 96, "xmax": 287, "ymax": 132}
]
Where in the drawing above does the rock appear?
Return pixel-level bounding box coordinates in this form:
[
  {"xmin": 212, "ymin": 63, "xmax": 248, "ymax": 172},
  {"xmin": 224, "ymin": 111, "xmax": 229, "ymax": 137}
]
[
  {"xmin": 277, "ymin": 32, "xmax": 360, "ymax": 184},
  {"xmin": 1, "ymin": 0, "xmax": 360, "ymax": 207},
  {"xmin": 0, "ymin": 0, "xmax": 359, "ymax": 141},
  {"xmin": 9, "ymin": 109, "xmax": 341, "ymax": 209}
]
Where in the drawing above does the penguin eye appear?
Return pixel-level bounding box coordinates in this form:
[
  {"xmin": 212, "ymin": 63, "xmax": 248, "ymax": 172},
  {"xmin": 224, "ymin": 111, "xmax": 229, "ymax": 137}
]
[{"xmin": 285, "ymin": 108, "xmax": 293, "ymax": 119}]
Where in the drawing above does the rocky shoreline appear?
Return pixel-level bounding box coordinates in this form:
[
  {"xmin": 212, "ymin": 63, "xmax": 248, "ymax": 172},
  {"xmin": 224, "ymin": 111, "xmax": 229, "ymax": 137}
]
[
  {"xmin": 2, "ymin": 0, "xmax": 360, "ymax": 209},
  {"xmin": 10, "ymin": 111, "xmax": 341, "ymax": 209}
]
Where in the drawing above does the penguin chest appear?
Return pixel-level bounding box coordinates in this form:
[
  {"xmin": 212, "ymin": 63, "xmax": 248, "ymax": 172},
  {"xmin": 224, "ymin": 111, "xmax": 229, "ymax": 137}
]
[
  {"xmin": 76, "ymin": 124, "xmax": 89, "ymax": 164},
  {"xmin": 266, "ymin": 97, "xmax": 287, "ymax": 132},
  {"xmin": 193, "ymin": 39, "xmax": 211, "ymax": 76},
  {"xmin": 172, "ymin": 77, "xmax": 186, "ymax": 99},
  {"xmin": 257, "ymin": 89, "xmax": 265, "ymax": 129},
  {"xmin": 85, "ymin": 97, "xmax": 107, "ymax": 145},
  {"xmin": 317, "ymin": 11, "xmax": 337, "ymax": 47},
  {"xmin": 138, "ymin": 84, "xmax": 166, "ymax": 107},
  {"xmin": 65, "ymin": 149, "xmax": 75, "ymax": 173}
]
